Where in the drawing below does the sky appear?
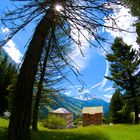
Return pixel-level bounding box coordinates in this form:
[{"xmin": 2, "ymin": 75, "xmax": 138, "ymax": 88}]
[{"xmin": 0, "ymin": 0, "xmax": 139, "ymax": 102}]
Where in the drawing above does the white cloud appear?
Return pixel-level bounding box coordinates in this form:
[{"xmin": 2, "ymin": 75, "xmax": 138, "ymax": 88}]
[
  {"xmin": 57, "ymin": 76, "xmax": 62, "ymax": 79},
  {"xmin": 1, "ymin": 27, "xmax": 10, "ymax": 33},
  {"xmin": 81, "ymin": 82, "xmax": 102, "ymax": 94},
  {"xmin": 90, "ymin": 82, "xmax": 102, "ymax": 90},
  {"xmin": 69, "ymin": 46, "xmax": 89, "ymax": 71},
  {"xmin": 64, "ymin": 91, "xmax": 71, "ymax": 95},
  {"xmin": 104, "ymin": 4, "xmax": 139, "ymax": 51},
  {"xmin": 81, "ymin": 89, "xmax": 91, "ymax": 94},
  {"xmin": 1, "ymin": 27, "xmax": 23, "ymax": 64},
  {"xmin": 100, "ymin": 60, "xmax": 109, "ymax": 88},
  {"xmin": 104, "ymin": 93, "xmax": 112, "ymax": 102},
  {"xmin": 104, "ymin": 94, "xmax": 112, "ymax": 99},
  {"xmin": 104, "ymin": 87, "xmax": 114, "ymax": 92},
  {"xmin": 68, "ymin": 12, "xmax": 94, "ymax": 71},
  {"xmin": 3, "ymin": 40, "xmax": 23, "ymax": 64},
  {"xmin": 69, "ymin": 29, "xmax": 91, "ymax": 71}
]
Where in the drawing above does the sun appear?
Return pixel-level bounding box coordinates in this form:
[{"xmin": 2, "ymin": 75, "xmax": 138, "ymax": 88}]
[{"xmin": 55, "ymin": 4, "xmax": 63, "ymax": 12}]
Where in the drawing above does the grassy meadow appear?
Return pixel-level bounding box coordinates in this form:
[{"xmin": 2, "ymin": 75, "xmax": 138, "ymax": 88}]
[{"xmin": 0, "ymin": 118, "xmax": 140, "ymax": 140}]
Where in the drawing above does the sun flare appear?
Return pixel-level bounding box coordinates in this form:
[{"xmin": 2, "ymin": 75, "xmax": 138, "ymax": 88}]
[{"xmin": 55, "ymin": 4, "xmax": 63, "ymax": 12}]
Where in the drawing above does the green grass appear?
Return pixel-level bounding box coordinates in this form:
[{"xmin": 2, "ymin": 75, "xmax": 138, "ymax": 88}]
[
  {"xmin": 0, "ymin": 118, "xmax": 9, "ymax": 140},
  {"xmin": 1, "ymin": 118, "xmax": 140, "ymax": 140}
]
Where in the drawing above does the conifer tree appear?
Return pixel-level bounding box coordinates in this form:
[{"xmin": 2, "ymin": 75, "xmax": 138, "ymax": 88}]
[
  {"xmin": 32, "ymin": 25, "xmax": 70, "ymax": 130},
  {"xmin": 110, "ymin": 89, "xmax": 123, "ymax": 123},
  {"xmin": 0, "ymin": 52, "xmax": 17, "ymax": 116},
  {"xmin": 106, "ymin": 37, "xmax": 140, "ymax": 124}
]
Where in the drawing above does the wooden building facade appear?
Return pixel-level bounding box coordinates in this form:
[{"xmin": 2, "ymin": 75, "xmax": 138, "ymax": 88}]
[
  {"xmin": 82, "ymin": 106, "xmax": 103, "ymax": 126},
  {"xmin": 50, "ymin": 108, "xmax": 73, "ymax": 128}
]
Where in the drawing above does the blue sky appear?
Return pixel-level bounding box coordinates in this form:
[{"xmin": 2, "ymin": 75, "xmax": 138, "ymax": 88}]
[{"xmin": 0, "ymin": 0, "xmax": 139, "ymax": 102}]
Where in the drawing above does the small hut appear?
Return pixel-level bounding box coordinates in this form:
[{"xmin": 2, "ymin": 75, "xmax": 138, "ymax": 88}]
[
  {"xmin": 82, "ymin": 106, "xmax": 103, "ymax": 126},
  {"xmin": 50, "ymin": 108, "xmax": 73, "ymax": 128}
]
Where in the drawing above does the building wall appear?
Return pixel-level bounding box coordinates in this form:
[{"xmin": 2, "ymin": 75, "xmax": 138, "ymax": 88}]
[
  {"xmin": 66, "ymin": 114, "xmax": 73, "ymax": 128},
  {"xmin": 83, "ymin": 113, "xmax": 90, "ymax": 126},
  {"xmin": 50, "ymin": 113, "xmax": 73, "ymax": 128},
  {"xmin": 83, "ymin": 113, "xmax": 103, "ymax": 126}
]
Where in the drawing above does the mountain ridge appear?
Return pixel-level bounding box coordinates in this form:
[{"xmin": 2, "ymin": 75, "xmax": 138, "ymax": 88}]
[
  {"xmin": 39, "ymin": 93, "xmax": 110, "ymax": 118},
  {"xmin": 72, "ymin": 92, "xmax": 97, "ymax": 101}
]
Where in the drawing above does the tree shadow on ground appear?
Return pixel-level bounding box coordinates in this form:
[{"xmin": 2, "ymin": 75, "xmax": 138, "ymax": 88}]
[
  {"xmin": 0, "ymin": 128, "xmax": 7, "ymax": 140},
  {"xmin": 0, "ymin": 126, "xmax": 110, "ymax": 140},
  {"xmin": 31, "ymin": 129, "xmax": 110, "ymax": 140}
]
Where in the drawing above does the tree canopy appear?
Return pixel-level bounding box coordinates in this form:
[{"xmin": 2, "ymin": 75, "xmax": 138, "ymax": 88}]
[
  {"xmin": 110, "ymin": 89, "xmax": 123, "ymax": 123},
  {"xmin": 106, "ymin": 37, "xmax": 140, "ymax": 124},
  {"xmin": 0, "ymin": 52, "xmax": 17, "ymax": 116}
]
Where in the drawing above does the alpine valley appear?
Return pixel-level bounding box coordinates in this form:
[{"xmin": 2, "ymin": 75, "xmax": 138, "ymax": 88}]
[
  {"xmin": 39, "ymin": 93, "xmax": 110, "ymax": 118},
  {"xmin": 2, "ymin": 49, "xmax": 110, "ymax": 118}
]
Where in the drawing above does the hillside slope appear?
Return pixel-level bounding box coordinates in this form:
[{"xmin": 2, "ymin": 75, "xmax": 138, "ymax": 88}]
[{"xmin": 39, "ymin": 93, "xmax": 109, "ymax": 118}]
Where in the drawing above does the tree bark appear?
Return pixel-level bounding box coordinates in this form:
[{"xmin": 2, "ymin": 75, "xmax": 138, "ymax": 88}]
[
  {"xmin": 128, "ymin": 72, "xmax": 139, "ymax": 124},
  {"xmin": 8, "ymin": 9, "xmax": 54, "ymax": 140},
  {"xmin": 134, "ymin": 100, "xmax": 139, "ymax": 124},
  {"xmin": 32, "ymin": 37, "xmax": 53, "ymax": 131}
]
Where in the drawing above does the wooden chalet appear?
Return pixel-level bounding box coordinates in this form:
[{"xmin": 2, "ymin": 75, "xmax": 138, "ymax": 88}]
[
  {"xmin": 50, "ymin": 108, "xmax": 73, "ymax": 128},
  {"xmin": 82, "ymin": 106, "xmax": 103, "ymax": 126}
]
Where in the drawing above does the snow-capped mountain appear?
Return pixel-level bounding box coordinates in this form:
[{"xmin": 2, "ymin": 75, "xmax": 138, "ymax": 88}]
[
  {"xmin": 40, "ymin": 93, "xmax": 110, "ymax": 118},
  {"xmin": 74, "ymin": 92, "xmax": 97, "ymax": 101}
]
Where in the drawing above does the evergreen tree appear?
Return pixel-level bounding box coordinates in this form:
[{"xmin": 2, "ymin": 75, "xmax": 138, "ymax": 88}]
[
  {"xmin": 7, "ymin": 77, "xmax": 17, "ymax": 113},
  {"xmin": 32, "ymin": 26, "xmax": 70, "ymax": 130},
  {"xmin": 117, "ymin": 101, "xmax": 133, "ymax": 123},
  {"xmin": 135, "ymin": 22, "xmax": 140, "ymax": 45},
  {"xmin": 106, "ymin": 37, "xmax": 140, "ymax": 124},
  {"xmin": 110, "ymin": 89, "xmax": 123, "ymax": 123},
  {"xmin": 110, "ymin": 89, "xmax": 133, "ymax": 124},
  {"xmin": 0, "ymin": 52, "xmax": 17, "ymax": 116}
]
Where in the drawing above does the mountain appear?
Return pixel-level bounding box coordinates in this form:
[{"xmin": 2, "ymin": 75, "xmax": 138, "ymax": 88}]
[
  {"xmin": 39, "ymin": 93, "xmax": 110, "ymax": 118},
  {"xmin": 73, "ymin": 92, "xmax": 97, "ymax": 101}
]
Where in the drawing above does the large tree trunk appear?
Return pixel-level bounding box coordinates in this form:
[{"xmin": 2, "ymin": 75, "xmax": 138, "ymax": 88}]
[
  {"xmin": 32, "ymin": 37, "xmax": 53, "ymax": 131},
  {"xmin": 134, "ymin": 100, "xmax": 139, "ymax": 124},
  {"xmin": 8, "ymin": 9, "xmax": 55, "ymax": 140}
]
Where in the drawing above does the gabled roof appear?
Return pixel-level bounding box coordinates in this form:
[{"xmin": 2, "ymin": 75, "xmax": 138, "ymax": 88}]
[
  {"xmin": 82, "ymin": 106, "xmax": 103, "ymax": 114},
  {"xmin": 51, "ymin": 108, "xmax": 71, "ymax": 114}
]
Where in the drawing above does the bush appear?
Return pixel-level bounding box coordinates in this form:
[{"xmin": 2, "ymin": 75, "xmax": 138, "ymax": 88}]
[
  {"xmin": 117, "ymin": 104, "xmax": 133, "ymax": 124},
  {"xmin": 45, "ymin": 115, "xmax": 66, "ymax": 129},
  {"xmin": 74, "ymin": 117, "xmax": 82, "ymax": 127}
]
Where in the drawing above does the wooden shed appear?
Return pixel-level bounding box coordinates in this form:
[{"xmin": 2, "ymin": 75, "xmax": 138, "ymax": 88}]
[
  {"xmin": 50, "ymin": 108, "xmax": 73, "ymax": 128},
  {"xmin": 82, "ymin": 106, "xmax": 103, "ymax": 126}
]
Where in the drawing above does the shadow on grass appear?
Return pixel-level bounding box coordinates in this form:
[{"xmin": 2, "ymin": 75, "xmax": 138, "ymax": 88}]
[
  {"xmin": 0, "ymin": 126, "xmax": 110, "ymax": 140},
  {"xmin": 32, "ymin": 129, "xmax": 110, "ymax": 140},
  {"xmin": 0, "ymin": 128, "xmax": 8, "ymax": 140}
]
